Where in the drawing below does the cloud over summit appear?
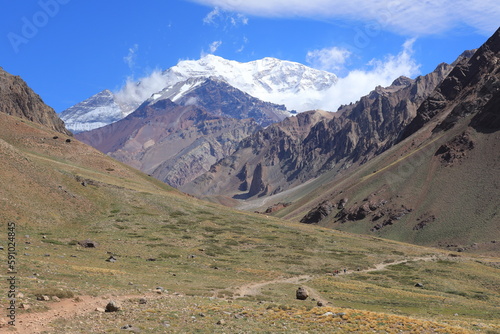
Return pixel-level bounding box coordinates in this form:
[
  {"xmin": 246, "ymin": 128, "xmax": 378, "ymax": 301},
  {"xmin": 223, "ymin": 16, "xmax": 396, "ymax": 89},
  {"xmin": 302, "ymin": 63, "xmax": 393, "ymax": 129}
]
[{"xmin": 191, "ymin": 0, "xmax": 499, "ymax": 36}]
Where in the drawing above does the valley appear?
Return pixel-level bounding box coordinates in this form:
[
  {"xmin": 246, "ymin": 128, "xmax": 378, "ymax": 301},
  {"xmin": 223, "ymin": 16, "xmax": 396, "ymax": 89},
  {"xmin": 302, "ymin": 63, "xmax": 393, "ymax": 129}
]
[{"xmin": 0, "ymin": 23, "xmax": 498, "ymax": 334}]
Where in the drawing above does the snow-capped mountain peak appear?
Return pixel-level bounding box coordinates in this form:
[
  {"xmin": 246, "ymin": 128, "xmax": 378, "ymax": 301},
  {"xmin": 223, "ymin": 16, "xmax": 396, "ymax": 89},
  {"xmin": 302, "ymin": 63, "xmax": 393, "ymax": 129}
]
[
  {"xmin": 61, "ymin": 55, "xmax": 338, "ymax": 133},
  {"xmin": 163, "ymin": 55, "xmax": 338, "ymax": 110},
  {"xmin": 60, "ymin": 89, "xmax": 125, "ymax": 133}
]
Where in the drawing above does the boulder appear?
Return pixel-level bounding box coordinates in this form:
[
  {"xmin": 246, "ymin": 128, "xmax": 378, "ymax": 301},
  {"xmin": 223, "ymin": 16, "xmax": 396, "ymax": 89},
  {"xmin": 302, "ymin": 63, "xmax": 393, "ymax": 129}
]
[
  {"xmin": 78, "ymin": 239, "xmax": 98, "ymax": 248},
  {"xmin": 105, "ymin": 300, "xmax": 121, "ymax": 312},
  {"xmin": 106, "ymin": 255, "xmax": 117, "ymax": 262},
  {"xmin": 296, "ymin": 287, "xmax": 309, "ymax": 300}
]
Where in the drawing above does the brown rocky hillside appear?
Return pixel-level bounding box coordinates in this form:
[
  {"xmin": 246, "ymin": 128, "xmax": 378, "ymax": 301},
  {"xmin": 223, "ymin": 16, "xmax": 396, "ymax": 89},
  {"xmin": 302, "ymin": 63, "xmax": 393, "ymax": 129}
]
[
  {"xmin": 0, "ymin": 67, "xmax": 70, "ymax": 135},
  {"xmin": 281, "ymin": 27, "xmax": 500, "ymax": 252}
]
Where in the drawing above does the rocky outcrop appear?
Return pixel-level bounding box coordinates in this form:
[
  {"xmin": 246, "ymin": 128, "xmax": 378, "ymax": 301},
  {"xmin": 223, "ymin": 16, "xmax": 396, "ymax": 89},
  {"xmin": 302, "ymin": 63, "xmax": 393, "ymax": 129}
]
[
  {"xmin": 434, "ymin": 132, "xmax": 475, "ymax": 166},
  {"xmin": 262, "ymin": 202, "xmax": 291, "ymax": 214},
  {"xmin": 296, "ymin": 287, "xmax": 309, "ymax": 300},
  {"xmin": 413, "ymin": 214, "xmax": 436, "ymax": 231},
  {"xmin": 0, "ymin": 67, "xmax": 70, "ymax": 135},
  {"xmin": 300, "ymin": 201, "xmax": 334, "ymax": 224},
  {"xmin": 247, "ymin": 163, "xmax": 267, "ymax": 198}
]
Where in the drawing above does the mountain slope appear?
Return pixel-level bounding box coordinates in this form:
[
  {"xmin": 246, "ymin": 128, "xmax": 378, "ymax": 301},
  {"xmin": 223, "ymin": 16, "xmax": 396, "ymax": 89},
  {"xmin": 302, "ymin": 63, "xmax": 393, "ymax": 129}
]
[
  {"xmin": 143, "ymin": 77, "xmax": 289, "ymax": 126},
  {"xmin": 60, "ymin": 55, "xmax": 337, "ymax": 132},
  {"xmin": 76, "ymin": 97, "xmax": 261, "ymax": 187},
  {"xmin": 184, "ymin": 60, "xmax": 455, "ymax": 201},
  {"xmin": 279, "ymin": 28, "xmax": 500, "ymax": 252},
  {"xmin": 181, "ymin": 109, "xmax": 336, "ymax": 198},
  {"xmin": 0, "ymin": 66, "xmax": 70, "ymax": 135}
]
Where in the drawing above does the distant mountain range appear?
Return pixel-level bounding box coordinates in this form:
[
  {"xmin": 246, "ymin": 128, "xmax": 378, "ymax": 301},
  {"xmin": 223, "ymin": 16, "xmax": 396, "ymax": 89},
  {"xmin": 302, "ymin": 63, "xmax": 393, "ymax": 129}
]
[
  {"xmin": 60, "ymin": 55, "xmax": 338, "ymax": 133},
  {"xmin": 0, "ymin": 31, "xmax": 498, "ymax": 333}
]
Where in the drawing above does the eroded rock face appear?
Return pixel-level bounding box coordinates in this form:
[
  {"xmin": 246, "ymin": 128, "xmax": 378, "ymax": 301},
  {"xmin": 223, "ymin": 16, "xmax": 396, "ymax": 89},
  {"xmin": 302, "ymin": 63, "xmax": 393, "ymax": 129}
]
[
  {"xmin": 0, "ymin": 67, "xmax": 70, "ymax": 135},
  {"xmin": 247, "ymin": 163, "xmax": 267, "ymax": 198},
  {"xmin": 402, "ymin": 29, "xmax": 500, "ymax": 140}
]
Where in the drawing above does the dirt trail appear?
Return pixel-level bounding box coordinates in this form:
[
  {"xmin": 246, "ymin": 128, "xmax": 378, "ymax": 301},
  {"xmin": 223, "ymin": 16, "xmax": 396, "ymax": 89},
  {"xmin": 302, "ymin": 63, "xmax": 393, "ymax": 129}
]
[
  {"xmin": 10, "ymin": 292, "xmax": 162, "ymax": 334},
  {"xmin": 8, "ymin": 256, "xmax": 437, "ymax": 333},
  {"xmin": 233, "ymin": 275, "xmax": 312, "ymax": 298},
  {"xmin": 228, "ymin": 256, "xmax": 438, "ymax": 304},
  {"xmin": 361, "ymin": 256, "xmax": 436, "ymax": 273}
]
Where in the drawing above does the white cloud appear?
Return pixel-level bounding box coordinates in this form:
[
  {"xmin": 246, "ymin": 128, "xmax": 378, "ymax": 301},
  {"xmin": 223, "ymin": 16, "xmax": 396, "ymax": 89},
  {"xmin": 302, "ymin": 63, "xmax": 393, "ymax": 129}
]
[
  {"xmin": 123, "ymin": 44, "xmax": 139, "ymax": 69},
  {"xmin": 203, "ymin": 6, "xmax": 248, "ymax": 27},
  {"xmin": 237, "ymin": 13, "xmax": 248, "ymax": 25},
  {"xmin": 190, "ymin": 0, "xmax": 500, "ymax": 36},
  {"xmin": 306, "ymin": 47, "xmax": 351, "ymax": 72},
  {"xmin": 209, "ymin": 40, "xmax": 222, "ymax": 53},
  {"xmin": 318, "ymin": 38, "xmax": 420, "ymax": 111},
  {"xmin": 114, "ymin": 70, "xmax": 168, "ymax": 108},
  {"xmin": 203, "ymin": 7, "xmax": 221, "ymax": 24},
  {"xmin": 236, "ymin": 36, "xmax": 248, "ymax": 53}
]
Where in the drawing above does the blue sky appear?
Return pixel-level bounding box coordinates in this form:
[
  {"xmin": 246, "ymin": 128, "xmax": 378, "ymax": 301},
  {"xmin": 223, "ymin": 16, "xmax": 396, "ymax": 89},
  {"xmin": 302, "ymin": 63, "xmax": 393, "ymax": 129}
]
[{"xmin": 1, "ymin": 0, "xmax": 498, "ymax": 113}]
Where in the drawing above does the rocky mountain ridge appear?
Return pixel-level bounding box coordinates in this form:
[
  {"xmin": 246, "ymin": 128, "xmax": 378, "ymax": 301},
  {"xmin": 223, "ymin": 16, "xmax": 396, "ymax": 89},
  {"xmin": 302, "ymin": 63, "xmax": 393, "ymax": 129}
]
[
  {"xmin": 142, "ymin": 77, "xmax": 289, "ymax": 126},
  {"xmin": 182, "ymin": 59, "xmax": 457, "ymax": 200},
  {"xmin": 0, "ymin": 66, "xmax": 70, "ymax": 135},
  {"xmin": 59, "ymin": 89, "xmax": 125, "ymax": 133}
]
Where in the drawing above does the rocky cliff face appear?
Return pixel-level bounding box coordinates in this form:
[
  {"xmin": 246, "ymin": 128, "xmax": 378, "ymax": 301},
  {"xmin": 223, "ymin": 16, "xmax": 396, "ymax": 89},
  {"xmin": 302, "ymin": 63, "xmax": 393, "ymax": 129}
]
[
  {"xmin": 184, "ymin": 60, "xmax": 456, "ymax": 199},
  {"xmin": 174, "ymin": 78, "xmax": 289, "ymax": 126},
  {"xmin": 401, "ymin": 31, "xmax": 500, "ymax": 139},
  {"xmin": 146, "ymin": 77, "xmax": 289, "ymax": 127},
  {"xmin": 0, "ymin": 67, "xmax": 70, "ymax": 135}
]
